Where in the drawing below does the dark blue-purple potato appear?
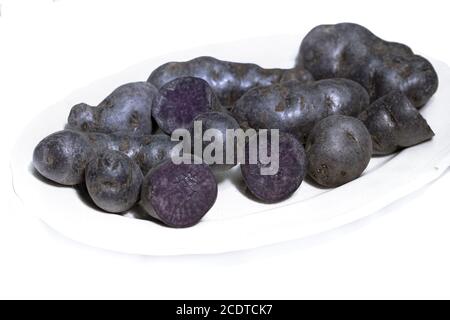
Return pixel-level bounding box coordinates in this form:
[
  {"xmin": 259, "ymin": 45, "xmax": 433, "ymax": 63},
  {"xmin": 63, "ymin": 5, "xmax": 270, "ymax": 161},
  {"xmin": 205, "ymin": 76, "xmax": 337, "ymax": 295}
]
[
  {"xmin": 135, "ymin": 134, "xmax": 178, "ymax": 175},
  {"xmin": 147, "ymin": 56, "xmax": 313, "ymax": 107},
  {"xmin": 140, "ymin": 160, "xmax": 217, "ymax": 228},
  {"xmin": 67, "ymin": 82, "xmax": 158, "ymax": 135},
  {"xmin": 297, "ymin": 23, "xmax": 439, "ymax": 108},
  {"xmin": 306, "ymin": 115, "xmax": 373, "ymax": 188},
  {"xmin": 190, "ymin": 111, "xmax": 241, "ymax": 171},
  {"xmin": 85, "ymin": 150, "xmax": 143, "ymax": 213},
  {"xmin": 33, "ymin": 130, "xmax": 94, "ymax": 185},
  {"xmin": 152, "ymin": 76, "xmax": 223, "ymax": 134},
  {"xmin": 85, "ymin": 132, "xmax": 143, "ymax": 160},
  {"xmin": 358, "ymin": 91, "xmax": 435, "ymax": 155},
  {"xmin": 232, "ymin": 79, "xmax": 369, "ymax": 143},
  {"xmin": 85, "ymin": 132, "xmax": 176, "ymax": 174},
  {"xmin": 240, "ymin": 132, "xmax": 307, "ymax": 203}
]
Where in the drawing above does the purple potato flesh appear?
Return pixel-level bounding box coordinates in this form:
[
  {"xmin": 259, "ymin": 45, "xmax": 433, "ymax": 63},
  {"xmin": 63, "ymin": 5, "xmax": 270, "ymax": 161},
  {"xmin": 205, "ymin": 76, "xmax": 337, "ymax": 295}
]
[
  {"xmin": 140, "ymin": 160, "xmax": 217, "ymax": 228},
  {"xmin": 148, "ymin": 56, "xmax": 313, "ymax": 107},
  {"xmin": 306, "ymin": 115, "xmax": 373, "ymax": 188},
  {"xmin": 241, "ymin": 132, "xmax": 307, "ymax": 203},
  {"xmin": 67, "ymin": 82, "xmax": 158, "ymax": 135},
  {"xmin": 232, "ymin": 78, "xmax": 369, "ymax": 143},
  {"xmin": 85, "ymin": 150, "xmax": 143, "ymax": 213},
  {"xmin": 33, "ymin": 130, "xmax": 94, "ymax": 185},
  {"xmin": 152, "ymin": 77, "xmax": 223, "ymax": 134},
  {"xmin": 297, "ymin": 23, "xmax": 438, "ymax": 108},
  {"xmin": 358, "ymin": 91, "xmax": 435, "ymax": 155}
]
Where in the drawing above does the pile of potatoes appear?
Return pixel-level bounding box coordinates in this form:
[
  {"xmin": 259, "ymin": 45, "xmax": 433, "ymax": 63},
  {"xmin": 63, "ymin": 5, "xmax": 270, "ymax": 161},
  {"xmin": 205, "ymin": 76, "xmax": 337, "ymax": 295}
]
[{"xmin": 33, "ymin": 23, "xmax": 438, "ymax": 228}]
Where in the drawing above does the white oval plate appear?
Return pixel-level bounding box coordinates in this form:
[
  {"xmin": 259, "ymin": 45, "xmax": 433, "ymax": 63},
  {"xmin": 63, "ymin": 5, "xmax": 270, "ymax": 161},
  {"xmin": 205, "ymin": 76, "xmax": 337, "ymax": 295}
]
[{"xmin": 11, "ymin": 35, "xmax": 450, "ymax": 255}]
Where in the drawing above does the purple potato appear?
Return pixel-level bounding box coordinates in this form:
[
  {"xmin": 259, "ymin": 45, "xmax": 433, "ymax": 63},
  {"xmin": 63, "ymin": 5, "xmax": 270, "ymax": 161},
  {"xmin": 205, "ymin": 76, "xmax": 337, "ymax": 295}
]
[
  {"xmin": 140, "ymin": 160, "xmax": 217, "ymax": 228},
  {"xmin": 241, "ymin": 132, "xmax": 307, "ymax": 203},
  {"xmin": 85, "ymin": 132, "xmax": 176, "ymax": 174},
  {"xmin": 135, "ymin": 134, "xmax": 178, "ymax": 175},
  {"xmin": 190, "ymin": 111, "xmax": 241, "ymax": 171},
  {"xmin": 152, "ymin": 76, "xmax": 223, "ymax": 134},
  {"xmin": 33, "ymin": 130, "xmax": 94, "ymax": 185},
  {"xmin": 306, "ymin": 115, "xmax": 373, "ymax": 188},
  {"xmin": 33, "ymin": 129, "xmax": 176, "ymax": 186},
  {"xmin": 297, "ymin": 23, "xmax": 438, "ymax": 108},
  {"xmin": 147, "ymin": 56, "xmax": 313, "ymax": 107},
  {"xmin": 358, "ymin": 91, "xmax": 435, "ymax": 155},
  {"xmin": 67, "ymin": 82, "xmax": 158, "ymax": 135},
  {"xmin": 85, "ymin": 132, "xmax": 143, "ymax": 159},
  {"xmin": 232, "ymin": 79, "xmax": 369, "ymax": 143},
  {"xmin": 85, "ymin": 150, "xmax": 143, "ymax": 213}
]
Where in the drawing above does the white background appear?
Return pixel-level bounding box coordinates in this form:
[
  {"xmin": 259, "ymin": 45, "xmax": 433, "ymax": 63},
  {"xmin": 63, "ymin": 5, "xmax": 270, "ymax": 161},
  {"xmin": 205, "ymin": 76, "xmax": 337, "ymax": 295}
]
[{"xmin": 1, "ymin": 0, "xmax": 450, "ymax": 299}]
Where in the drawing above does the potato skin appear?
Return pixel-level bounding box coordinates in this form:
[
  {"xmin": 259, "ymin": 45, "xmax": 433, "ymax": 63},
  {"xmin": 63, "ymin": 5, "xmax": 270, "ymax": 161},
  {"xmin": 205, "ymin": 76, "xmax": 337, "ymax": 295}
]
[
  {"xmin": 232, "ymin": 79, "xmax": 369, "ymax": 143},
  {"xmin": 297, "ymin": 23, "xmax": 439, "ymax": 108},
  {"xmin": 148, "ymin": 56, "xmax": 313, "ymax": 107},
  {"xmin": 135, "ymin": 134, "xmax": 177, "ymax": 175},
  {"xmin": 33, "ymin": 128, "xmax": 177, "ymax": 187},
  {"xmin": 33, "ymin": 130, "xmax": 95, "ymax": 185},
  {"xmin": 306, "ymin": 115, "xmax": 373, "ymax": 188},
  {"xmin": 358, "ymin": 91, "xmax": 435, "ymax": 155},
  {"xmin": 85, "ymin": 150, "xmax": 143, "ymax": 213},
  {"xmin": 190, "ymin": 111, "xmax": 241, "ymax": 172},
  {"xmin": 85, "ymin": 132, "xmax": 176, "ymax": 174},
  {"xmin": 85, "ymin": 132, "xmax": 143, "ymax": 160},
  {"xmin": 67, "ymin": 82, "xmax": 158, "ymax": 135}
]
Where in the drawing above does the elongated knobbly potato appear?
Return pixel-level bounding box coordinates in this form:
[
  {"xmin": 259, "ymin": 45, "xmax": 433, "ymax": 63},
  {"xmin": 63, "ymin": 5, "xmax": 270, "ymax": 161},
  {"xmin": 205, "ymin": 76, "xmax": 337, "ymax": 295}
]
[
  {"xmin": 68, "ymin": 82, "xmax": 158, "ymax": 135},
  {"xmin": 85, "ymin": 132, "xmax": 177, "ymax": 175},
  {"xmin": 297, "ymin": 23, "xmax": 439, "ymax": 108},
  {"xmin": 33, "ymin": 130, "xmax": 176, "ymax": 185},
  {"xmin": 232, "ymin": 78, "xmax": 369, "ymax": 143},
  {"xmin": 148, "ymin": 56, "xmax": 313, "ymax": 107}
]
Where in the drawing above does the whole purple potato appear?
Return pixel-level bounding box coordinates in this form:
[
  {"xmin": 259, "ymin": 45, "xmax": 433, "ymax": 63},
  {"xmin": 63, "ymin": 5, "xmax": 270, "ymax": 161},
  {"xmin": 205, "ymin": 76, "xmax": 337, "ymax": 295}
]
[
  {"xmin": 84, "ymin": 132, "xmax": 143, "ymax": 159},
  {"xmin": 147, "ymin": 56, "xmax": 313, "ymax": 107},
  {"xmin": 85, "ymin": 150, "xmax": 143, "ymax": 213},
  {"xmin": 306, "ymin": 115, "xmax": 373, "ymax": 188},
  {"xmin": 33, "ymin": 129, "xmax": 177, "ymax": 186},
  {"xmin": 140, "ymin": 160, "xmax": 218, "ymax": 228},
  {"xmin": 297, "ymin": 23, "xmax": 438, "ymax": 108},
  {"xmin": 135, "ymin": 134, "xmax": 178, "ymax": 175},
  {"xmin": 241, "ymin": 132, "xmax": 307, "ymax": 203},
  {"xmin": 33, "ymin": 130, "xmax": 94, "ymax": 185},
  {"xmin": 67, "ymin": 82, "xmax": 158, "ymax": 135},
  {"xmin": 85, "ymin": 132, "xmax": 176, "ymax": 175},
  {"xmin": 189, "ymin": 111, "xmax": 241, "ymax": 172},
  {"xmin": 232, "ymin": 79, "xmax": 369, "ymax": 143},
  {"xmin": 358, "ymin": 91, "xmax": 435, "ymax": 155},
  {"xmin": 152, "ymin": 77, "xmax": 224, "ymax": 134}
]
